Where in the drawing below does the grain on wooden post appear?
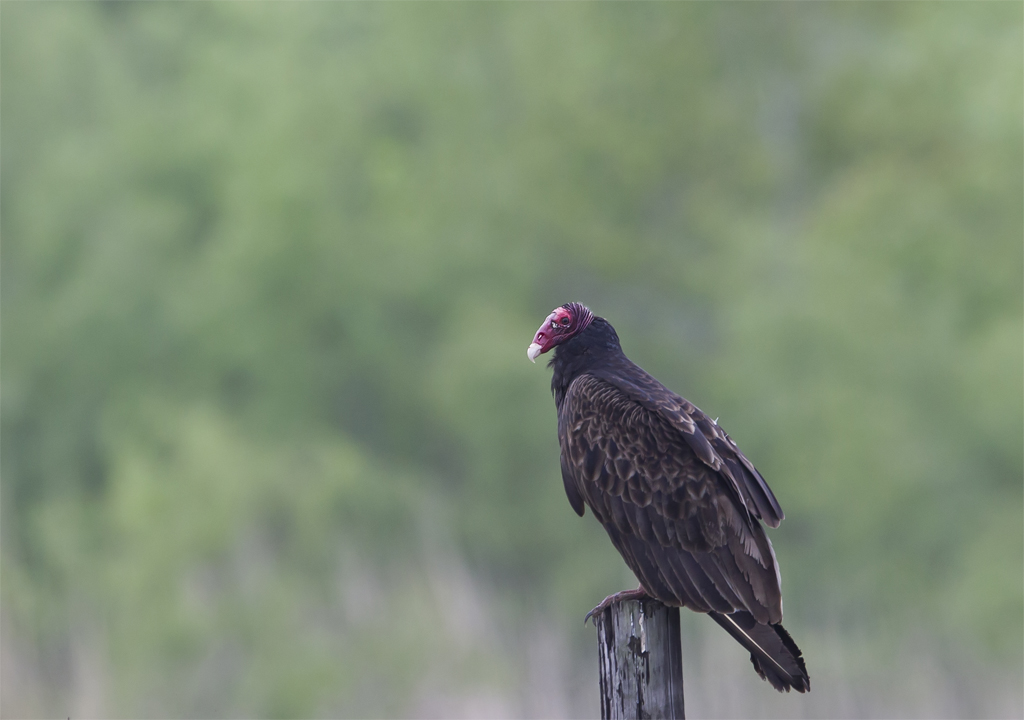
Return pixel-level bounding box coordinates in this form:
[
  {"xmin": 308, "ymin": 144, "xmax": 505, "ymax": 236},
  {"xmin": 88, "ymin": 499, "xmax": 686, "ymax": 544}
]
[{"xmin": 596, "ymin": 598, "xmax": 684, "ymax": 720}]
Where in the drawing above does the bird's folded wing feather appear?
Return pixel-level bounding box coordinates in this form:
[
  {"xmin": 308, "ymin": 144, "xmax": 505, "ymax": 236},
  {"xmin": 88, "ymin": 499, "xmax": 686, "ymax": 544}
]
[
  {"xmin": 558, "ymin": 373, "xmax": 784, "ymax": 623},
  {"xmin": 591, "ymin": 364, "xmax": 784, "ymax": 527}
]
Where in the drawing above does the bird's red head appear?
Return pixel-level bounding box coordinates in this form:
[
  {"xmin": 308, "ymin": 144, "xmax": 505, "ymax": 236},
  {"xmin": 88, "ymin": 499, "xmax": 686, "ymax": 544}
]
[{"xmin": 527, "ymin": 302, "xmax": 594, "ymax": 362}]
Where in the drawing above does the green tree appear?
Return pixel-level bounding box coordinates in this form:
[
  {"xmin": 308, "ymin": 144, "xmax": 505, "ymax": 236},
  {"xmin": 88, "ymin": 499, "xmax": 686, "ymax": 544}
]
[{"xmin": 2, "ymin": 3, "xmax": 1020, "ymax": 717}]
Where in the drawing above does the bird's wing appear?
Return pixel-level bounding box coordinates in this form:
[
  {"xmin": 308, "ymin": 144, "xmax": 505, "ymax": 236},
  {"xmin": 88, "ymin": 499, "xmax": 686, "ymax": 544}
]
[
  {"xmin": 592, "ymin": 363, "xmax": 784, "ymax": 527},
  {"xmin": 559, "ymin": 373, "xmax": 783, "ymax": 623}
]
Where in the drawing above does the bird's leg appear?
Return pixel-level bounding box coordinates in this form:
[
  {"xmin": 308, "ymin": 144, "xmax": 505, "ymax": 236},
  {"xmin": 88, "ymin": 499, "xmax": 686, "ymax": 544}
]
[{"xmin": 584, "ymin": 585, "xmax": 650, "ymax": 626}]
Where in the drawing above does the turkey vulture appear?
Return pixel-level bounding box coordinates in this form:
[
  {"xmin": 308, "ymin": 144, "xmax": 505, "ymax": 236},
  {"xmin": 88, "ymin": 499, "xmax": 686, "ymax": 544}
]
[{"xmin": 528, "ymin": 302, "xmax": 809, "ymax": 693}]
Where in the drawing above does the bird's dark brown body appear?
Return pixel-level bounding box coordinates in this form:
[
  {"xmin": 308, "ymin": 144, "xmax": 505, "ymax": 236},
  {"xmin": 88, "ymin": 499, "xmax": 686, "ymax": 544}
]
[{"xmin": 531, "ymin": 303, "xmax": 809, "ymax": 693}]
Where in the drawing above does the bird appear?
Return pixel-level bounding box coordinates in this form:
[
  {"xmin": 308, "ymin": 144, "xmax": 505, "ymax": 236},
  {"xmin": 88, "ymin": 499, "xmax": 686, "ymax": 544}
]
[{"xmin": 527, "ymin": 302, "xmax": 809, "ymax": 693}]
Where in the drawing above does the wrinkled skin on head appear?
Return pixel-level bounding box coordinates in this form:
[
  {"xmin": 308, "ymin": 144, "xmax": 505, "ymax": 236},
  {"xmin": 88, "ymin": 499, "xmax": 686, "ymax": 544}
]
[{"xmin": 527, "ymin": 302, "xmax": 594, "ymax": 362}]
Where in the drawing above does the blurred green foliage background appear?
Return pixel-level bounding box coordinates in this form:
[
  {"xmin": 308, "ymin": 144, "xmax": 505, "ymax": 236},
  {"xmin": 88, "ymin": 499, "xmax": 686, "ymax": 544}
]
[{"xmin": 2, "ymin": 2, "xmax": 1021, "ymax": 718}]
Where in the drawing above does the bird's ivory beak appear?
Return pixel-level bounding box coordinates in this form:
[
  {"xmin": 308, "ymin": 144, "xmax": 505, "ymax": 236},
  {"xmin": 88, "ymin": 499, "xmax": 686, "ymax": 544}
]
[
  {"xmin": 527, "ymin": 309, "xmax": 559, "ymax": 363},
  {"xmin": 527, "ymin": 343, "xmax": 543, "ymax": 363}
]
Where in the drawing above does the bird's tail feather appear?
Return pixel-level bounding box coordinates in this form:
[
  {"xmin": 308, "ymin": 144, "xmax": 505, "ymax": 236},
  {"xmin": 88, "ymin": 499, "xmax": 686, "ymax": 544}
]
[{"xmin": 709, "ymin": 611, "xmax": 810, "ymax": 693}]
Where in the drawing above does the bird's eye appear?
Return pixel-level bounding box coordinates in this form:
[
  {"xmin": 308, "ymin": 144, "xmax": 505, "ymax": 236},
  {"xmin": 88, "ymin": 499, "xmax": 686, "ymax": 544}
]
[{"xmin": 560, "ymin": 317, "xmax": 571, "ymax": 326}]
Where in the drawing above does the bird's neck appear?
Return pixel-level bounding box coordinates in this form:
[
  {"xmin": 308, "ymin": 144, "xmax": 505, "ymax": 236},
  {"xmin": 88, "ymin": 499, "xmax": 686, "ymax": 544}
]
[
  {"xmin": 550, "ymin": 319, "xmax": 623, "ymax": 409},
  {"xmin": 550, "ymin": 342, "xmax": 588, "ymax": 410}
]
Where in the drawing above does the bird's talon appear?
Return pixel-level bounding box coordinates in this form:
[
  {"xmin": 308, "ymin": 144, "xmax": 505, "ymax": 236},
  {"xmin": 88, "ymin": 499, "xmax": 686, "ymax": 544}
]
[{"xmin": 583, "ymin": 587, "xmax": 648, "ymax": 626}]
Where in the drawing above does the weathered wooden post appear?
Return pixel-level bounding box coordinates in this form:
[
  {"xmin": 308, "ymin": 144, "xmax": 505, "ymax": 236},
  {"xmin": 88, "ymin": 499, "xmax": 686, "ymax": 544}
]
[{"xmin": 596, "ymin": 598, "xmax": 684, "ymax": 720}]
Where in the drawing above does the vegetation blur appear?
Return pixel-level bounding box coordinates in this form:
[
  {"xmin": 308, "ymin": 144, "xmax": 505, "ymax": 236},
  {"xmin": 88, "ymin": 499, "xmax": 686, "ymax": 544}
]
[{"xmin": 2, "ymin": 3, "xmax": 1021, "ymax": 718}]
